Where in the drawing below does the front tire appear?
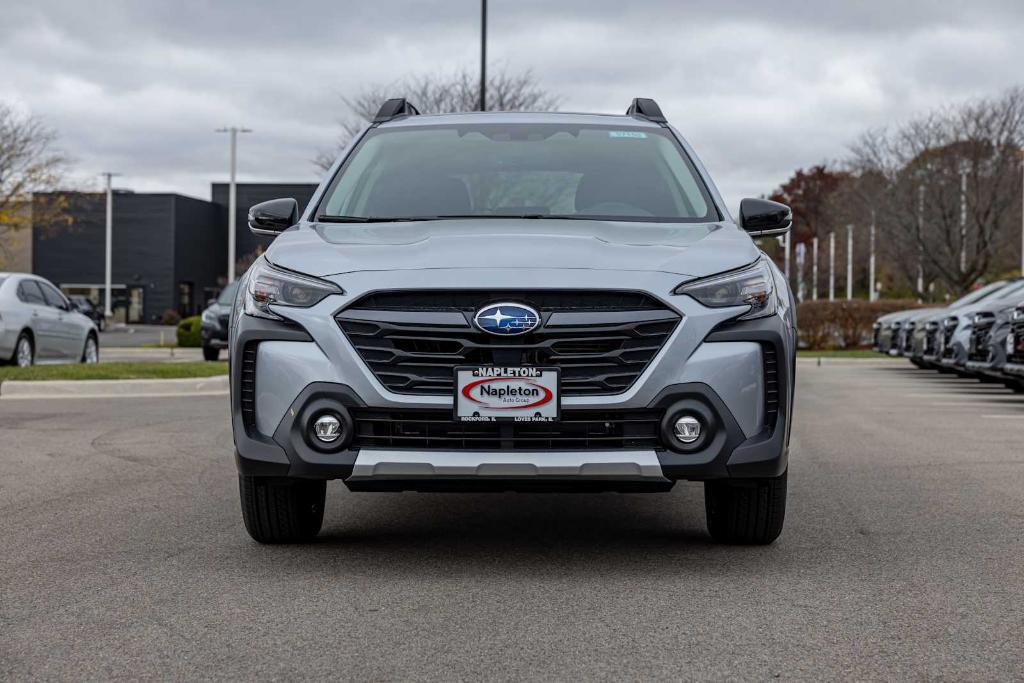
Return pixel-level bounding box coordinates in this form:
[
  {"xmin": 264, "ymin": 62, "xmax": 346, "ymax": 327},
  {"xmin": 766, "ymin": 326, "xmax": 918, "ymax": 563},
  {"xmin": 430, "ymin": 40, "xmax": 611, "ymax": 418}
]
[
  {"xmin": 1004, "ymin": 379, "xmax": 1024, "ymax": 393},
  {"xmin": 202, "ymin": 345, "xmax": 220, "ymax": 361},
  {"xmin": 82, "ymin": 334, "xmax": 99, "ymax": 364},
  {"xmin": 13, "ymin": 333, "xmax": 34, "ymax": 367},
  {"xmin": 239, "ymin": 475, "xmax": 326, "ymax": 544},
  {"xmin": 704, "ymin": 470, "xmax": 787, "ymax": 545}
]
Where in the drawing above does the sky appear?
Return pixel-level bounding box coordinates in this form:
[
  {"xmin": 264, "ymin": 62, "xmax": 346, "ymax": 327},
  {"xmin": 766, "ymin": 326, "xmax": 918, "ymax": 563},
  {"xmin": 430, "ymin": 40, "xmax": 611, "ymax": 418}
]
[{"xmin": 2, "ymin": 0, "xmax": 1023, "ymax": 210}]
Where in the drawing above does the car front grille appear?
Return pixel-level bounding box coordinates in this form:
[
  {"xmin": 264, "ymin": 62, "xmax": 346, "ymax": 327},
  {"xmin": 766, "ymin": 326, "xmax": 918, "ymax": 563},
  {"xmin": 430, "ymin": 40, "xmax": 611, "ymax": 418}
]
[
  {"xmin": 941, "ymin": 326, "xmax": 957, "ymax": 358},
  {"xmin": 337, "ymin": 290, "xmax": 680, "ymax": 396},
  {"xmin": 901, "ymin": 323, "xmax": 916, "ymax": 353},
  {"xmin": 887, "ymin": 327, "xmax": 900, "ymax": 351},
  {"xmin": 923, "ymin": 324, "xmax": 939, "ymax": 356},
  {"xmin": 968, "ymin": 323, "xmax": 994, "ymax": 362},
  {"xmin": 1010, "ymin": 322, "xmax": 1024, "ymax": 364},
  {"xmin": 351, "ymin": 408, "xmax": 664, "ymax": 450}
]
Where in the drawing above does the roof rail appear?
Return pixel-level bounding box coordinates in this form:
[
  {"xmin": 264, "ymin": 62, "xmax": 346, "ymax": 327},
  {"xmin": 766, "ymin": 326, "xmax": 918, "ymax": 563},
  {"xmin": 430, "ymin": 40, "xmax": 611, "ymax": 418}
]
[
  {"xmin": 625, "ymin": 98, "xmax": 666, "ymax": 123},
  {"xmin": 373, "ymin": 98, "xmax": 421, "ymax": 123}
]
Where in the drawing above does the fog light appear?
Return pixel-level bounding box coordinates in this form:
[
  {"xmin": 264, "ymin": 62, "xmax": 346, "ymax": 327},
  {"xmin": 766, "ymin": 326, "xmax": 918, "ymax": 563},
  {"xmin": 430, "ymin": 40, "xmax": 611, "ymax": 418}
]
[
  {"xmin": 312, "ymin": 414, "xmax": 342, "ymax": 443},
  {"xmin": 673, "ymin": 415, "xmax": 701, "ymax": 444}
]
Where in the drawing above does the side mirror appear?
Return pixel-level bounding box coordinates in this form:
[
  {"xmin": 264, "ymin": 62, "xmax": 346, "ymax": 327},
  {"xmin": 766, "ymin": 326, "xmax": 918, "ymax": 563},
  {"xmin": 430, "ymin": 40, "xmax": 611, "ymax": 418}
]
[
  {"xmin": 739, "ymin": 198, "xmax": 792, "ymax": 237},
  {"xmin": 248, "ymin": 198, "xmax": 299, "ymax": 236}
]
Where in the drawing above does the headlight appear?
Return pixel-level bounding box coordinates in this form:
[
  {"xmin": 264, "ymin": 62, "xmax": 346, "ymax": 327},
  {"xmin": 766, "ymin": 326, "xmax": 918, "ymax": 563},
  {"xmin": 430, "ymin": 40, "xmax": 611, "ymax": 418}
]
[
  {"xmin": 674, "ymin": 258, "xmax": 776, "ymax": 320},
  {"xmin": 201, "ymin": 308, "xmax": 218, "ymax": 325},
  {"xmin": 244, "ymin": 259, "xmax": 342, "ymax": 320},
  {"xmin": 943, "ymin": 316, "xmax": 959, "ymax": 329},
  {"xmin": 972, "ymin": 312, "xmax": 994, "ymax": 325}
]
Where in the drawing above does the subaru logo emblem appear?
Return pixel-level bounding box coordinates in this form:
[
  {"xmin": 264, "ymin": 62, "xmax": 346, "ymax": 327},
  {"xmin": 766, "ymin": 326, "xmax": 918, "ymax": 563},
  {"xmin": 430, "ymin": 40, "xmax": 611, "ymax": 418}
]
[{"xmin": 474, "ymin": 303, "xmax": 541, "ymax": 336}]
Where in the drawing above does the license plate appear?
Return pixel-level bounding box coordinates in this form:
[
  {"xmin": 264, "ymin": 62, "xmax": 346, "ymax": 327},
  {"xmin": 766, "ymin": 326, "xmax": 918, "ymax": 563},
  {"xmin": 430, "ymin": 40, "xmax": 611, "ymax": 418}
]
[{"xmin": 455, "ymin": 367, "xmax": 560, "ymax": 422}]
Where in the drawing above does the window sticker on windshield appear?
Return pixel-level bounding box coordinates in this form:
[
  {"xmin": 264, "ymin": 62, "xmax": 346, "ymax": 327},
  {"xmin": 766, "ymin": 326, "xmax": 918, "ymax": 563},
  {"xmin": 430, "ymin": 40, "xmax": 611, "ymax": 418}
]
[{"xmin": 608, "ymin": 131, "xmax": 647, "ymax": 138}]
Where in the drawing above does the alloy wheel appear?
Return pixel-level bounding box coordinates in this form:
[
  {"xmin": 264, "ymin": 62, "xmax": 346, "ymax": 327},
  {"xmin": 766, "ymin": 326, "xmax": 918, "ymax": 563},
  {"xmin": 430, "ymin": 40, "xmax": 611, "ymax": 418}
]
[
  {"xmin": 16, "ymin": 337, "xmax": 33, "ymax": 367},
  {"xmin": 84, "ymin": 337, "xmax": 99, "ymax": 364}
]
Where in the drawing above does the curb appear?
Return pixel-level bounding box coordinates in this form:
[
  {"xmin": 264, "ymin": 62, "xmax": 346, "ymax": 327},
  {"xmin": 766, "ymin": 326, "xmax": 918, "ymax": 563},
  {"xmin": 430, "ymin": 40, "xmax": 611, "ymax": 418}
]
[
  {"xmin": 0, "ymin": 374, "xmax": 229, "ymax": 400},
  {"xmin": 795, "ymin": 356, "xmax": 902, "ymax": 365}
]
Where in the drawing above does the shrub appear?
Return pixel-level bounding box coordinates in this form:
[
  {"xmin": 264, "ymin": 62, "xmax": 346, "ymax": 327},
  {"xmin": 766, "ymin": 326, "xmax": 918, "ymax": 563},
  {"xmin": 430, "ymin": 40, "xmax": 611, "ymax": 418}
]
[
  {"xmin": 797, "ymin": 299, "xmax": 923, "ymax": 350},
  {"xmin": 160, "ymin": 309, "xmax": 182, "ymax": 326},
  {"xmin": 176, "ymin": 316, "xmax": 202, "ymax": 347}
]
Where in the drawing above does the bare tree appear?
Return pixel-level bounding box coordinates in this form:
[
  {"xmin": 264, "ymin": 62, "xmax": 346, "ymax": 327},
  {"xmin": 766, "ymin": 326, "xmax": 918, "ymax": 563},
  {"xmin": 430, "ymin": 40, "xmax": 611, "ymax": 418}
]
[
  {"xmin": 847, "ymin": 88, "xmax": 1024, "ymax": 299},
  {"xmin": 314, "ymin": 67, "xmax": 559, "ymax": 171},
  {"xmin": 0, "ymin": 103, "xmax": 71, "ymax": 265}
]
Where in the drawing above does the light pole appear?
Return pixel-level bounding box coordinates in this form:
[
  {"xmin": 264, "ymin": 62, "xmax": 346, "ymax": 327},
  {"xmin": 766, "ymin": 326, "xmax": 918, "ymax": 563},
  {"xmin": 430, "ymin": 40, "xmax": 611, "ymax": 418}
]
[
  {"xmin": 100, "ymin": 172, "xmax": 120, "ymax": 318},
  {"xmin": 216, "ymin": 126, "xmax": 252, "ymax": 283},
  {"xmin": 828, "ymin": 231, "xmax": 835, "ymax": 302},
  {"xmin": 869, "ymin": 211, "xmax": 877, "ymax": 302},
  {"xmin": 917, "ymin": 183, "xmax": 925, "ymax": 297},
  {"xmin": 1020, "ymin": 150, "xmax": 1024, "ymax": 275},
  {"xmin": 846, "ymin": 224, "xmax": 853, "ymax": 300},
  {"xmin": 479, "ymin": 0, "xmax": 487, "ymax": 111},
  {"xmin": 959, "ymin": 164, "xmax": 968, "ymax": 274},
  {"xmin": 795, "ymin": 241, "xmax": 805, "ymax": 302},
  {"xmin": 812, "ymin": 235, "xmax": 819, "ymax": 300},
  {"xmin": 783, "ymin": 230, "xmax": 791, "ymax": 285}
]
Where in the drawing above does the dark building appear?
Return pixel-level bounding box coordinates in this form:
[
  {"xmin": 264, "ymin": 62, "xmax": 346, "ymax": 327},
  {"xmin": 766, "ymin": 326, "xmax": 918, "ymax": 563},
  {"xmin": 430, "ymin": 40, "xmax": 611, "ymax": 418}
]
[{"xmin": 31, "ymin": 182, "xmax": 317, "ymax": 324}]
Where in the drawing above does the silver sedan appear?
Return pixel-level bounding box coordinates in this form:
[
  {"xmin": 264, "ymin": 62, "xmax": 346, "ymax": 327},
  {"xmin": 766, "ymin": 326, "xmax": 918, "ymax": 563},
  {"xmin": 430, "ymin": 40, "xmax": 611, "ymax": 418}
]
[{"xmin": 0, "ymin": 272, "xmax": 99, "ymax": 367}]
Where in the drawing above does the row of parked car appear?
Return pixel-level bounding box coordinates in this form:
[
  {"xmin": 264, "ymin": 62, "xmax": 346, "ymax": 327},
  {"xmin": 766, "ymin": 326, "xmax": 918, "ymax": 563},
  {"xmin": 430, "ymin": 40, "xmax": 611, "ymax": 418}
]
[{"xmin": 873, "ymin": 278, "xmax": 1024, "ymax": 390}]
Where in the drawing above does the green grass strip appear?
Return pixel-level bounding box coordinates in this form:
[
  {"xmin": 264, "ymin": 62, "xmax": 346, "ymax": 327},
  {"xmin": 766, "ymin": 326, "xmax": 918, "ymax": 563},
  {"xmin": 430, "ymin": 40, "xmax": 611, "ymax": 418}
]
[{"xmin": 0, "ymin": 361, "xmax": 228, "ymax": 382}]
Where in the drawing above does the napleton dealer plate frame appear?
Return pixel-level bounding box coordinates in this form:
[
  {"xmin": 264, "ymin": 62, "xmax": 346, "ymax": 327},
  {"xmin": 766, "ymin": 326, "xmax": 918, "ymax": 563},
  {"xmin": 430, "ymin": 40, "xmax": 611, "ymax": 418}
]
[{"xmin": 454, "ymin": 366, "xmax": 561, "ymax": 422}]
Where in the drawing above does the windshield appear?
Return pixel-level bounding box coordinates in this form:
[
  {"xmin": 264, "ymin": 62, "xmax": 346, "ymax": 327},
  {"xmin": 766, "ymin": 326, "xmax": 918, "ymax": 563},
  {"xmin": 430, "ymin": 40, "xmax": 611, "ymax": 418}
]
[
  {"xmin": 991, "ymin": 280, "xmax": 1024, "ymax": 300},
  {"xmin": 950, "ymin": 281, "xmax": 1010, "ymax": 307},
  {"xmin": 317, "ymin": 123, "xmax": 719, "ymax": 223},
  {"xmin": 217, "ymin": 281, "xmax": 239, "ymax": 305}
]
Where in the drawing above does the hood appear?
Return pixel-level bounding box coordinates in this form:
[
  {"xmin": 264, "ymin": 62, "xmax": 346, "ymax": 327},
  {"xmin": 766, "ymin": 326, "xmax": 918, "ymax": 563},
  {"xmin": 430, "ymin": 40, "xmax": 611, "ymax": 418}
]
[
  {"xmin": 889, "ymin": 308, "xmax": 941, "ymax": 324},
  {"xmin": 206, "ymin": 302, "xmax": 231, "ymax": 315},
  {"xmin": 955, "ymin": 292, "xmax": 1024, "ymax": 318},
  {"xmin": 876, "ymin": 309, "xmax": 919, "ymax": 324},
  {"xmin": 264, "ymin": 219, "xmax": 761, "ymax": 280}
]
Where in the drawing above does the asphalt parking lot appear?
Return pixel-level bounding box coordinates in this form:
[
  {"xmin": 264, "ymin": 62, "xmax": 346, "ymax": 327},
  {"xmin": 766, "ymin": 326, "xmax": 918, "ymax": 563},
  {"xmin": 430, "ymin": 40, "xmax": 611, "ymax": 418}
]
[{"xmin": 2, "ymin": 359, "xmax": 1023, "ymax": 680}]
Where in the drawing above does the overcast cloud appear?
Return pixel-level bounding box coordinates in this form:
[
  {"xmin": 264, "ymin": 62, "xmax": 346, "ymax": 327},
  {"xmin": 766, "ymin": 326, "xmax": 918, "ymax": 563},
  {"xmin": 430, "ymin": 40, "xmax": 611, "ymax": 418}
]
[{"xmin": 1, "ymin": 0, "xmax": 1022, "ymax": 208}]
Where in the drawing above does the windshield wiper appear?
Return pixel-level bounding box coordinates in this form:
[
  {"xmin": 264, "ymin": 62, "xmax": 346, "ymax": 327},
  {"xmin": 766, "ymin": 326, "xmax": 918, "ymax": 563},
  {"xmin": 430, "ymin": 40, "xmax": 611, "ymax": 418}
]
[
  {"xmin": 432, "ymin": 214, "xmax": 564, "ymax": 220},
  {"xmin": 317, "ymin": 213, "xmax": 604, "ymax": 223},
  {"xmin": 316, "ymin": 215, "xmax": 440, "ymax": 223}
]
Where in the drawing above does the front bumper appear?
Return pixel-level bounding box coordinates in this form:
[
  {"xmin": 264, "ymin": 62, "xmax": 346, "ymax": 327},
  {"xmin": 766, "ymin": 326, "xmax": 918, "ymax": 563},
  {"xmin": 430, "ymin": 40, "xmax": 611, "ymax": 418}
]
[
  {"xmin": 230, "ymin": 269, "xmax": 794, "ymax": 489},
  {"xmin": 201, "ymin": 323, "xmax": 229, "ymax": 348},
  {"xmin": 1004, "ymin": 362, "xmax": 1024, "ymax": 377}
]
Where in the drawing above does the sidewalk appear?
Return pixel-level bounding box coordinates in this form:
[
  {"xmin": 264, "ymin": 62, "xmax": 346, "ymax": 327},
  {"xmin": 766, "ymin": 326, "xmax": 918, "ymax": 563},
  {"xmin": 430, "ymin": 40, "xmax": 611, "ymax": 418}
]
[
  {"xmin": 99, "ymin": 324, "xmax": 178, "ymax": 348},
  {"xmin": 100, "ymin": 347, "xmax": 213, "ymax": 363}
]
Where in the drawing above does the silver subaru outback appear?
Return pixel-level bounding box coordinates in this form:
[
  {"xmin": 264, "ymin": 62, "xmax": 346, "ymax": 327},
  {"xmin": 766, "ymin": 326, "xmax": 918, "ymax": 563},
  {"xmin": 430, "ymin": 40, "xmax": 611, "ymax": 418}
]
[{"xmin": 230, "ymin": 98, "xmax": 796, "ymax": 545}]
